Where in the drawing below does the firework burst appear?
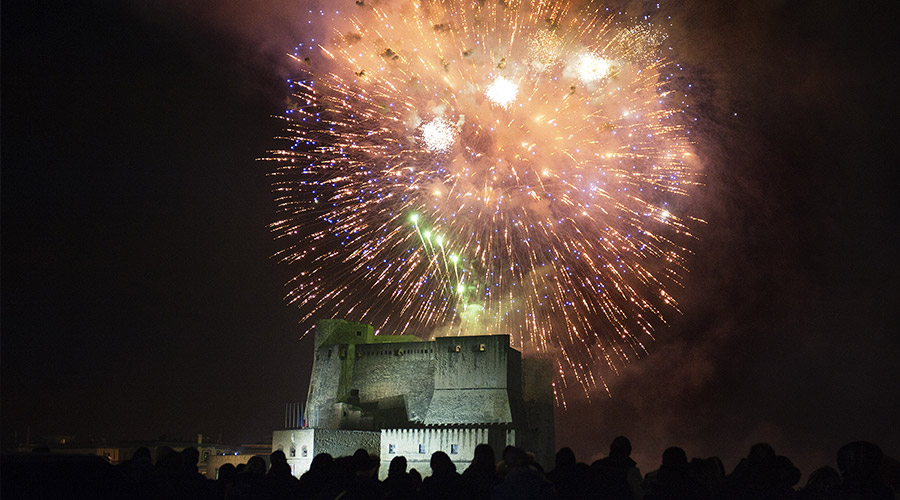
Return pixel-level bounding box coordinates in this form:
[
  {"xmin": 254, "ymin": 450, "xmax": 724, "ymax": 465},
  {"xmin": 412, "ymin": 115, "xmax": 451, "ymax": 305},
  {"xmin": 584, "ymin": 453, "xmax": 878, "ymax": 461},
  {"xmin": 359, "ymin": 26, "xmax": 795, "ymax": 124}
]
[{"xmin": 265, "ymin": 0, "xmax": 701, "ymax": 404}]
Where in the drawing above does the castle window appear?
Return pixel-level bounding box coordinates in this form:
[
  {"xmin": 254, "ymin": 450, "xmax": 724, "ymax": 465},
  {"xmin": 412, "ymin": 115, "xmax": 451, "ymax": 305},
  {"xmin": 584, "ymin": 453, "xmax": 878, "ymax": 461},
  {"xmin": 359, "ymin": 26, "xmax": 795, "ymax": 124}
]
[
  {"xmin": 356, "ymin": 330, "xmax": 362, "ymax": 336},
  {"xmin": 418, "ymin": 444, "xmax": 425, "ymax": 454},
  {"xmin": 301, "ymin": 445, "xmax": 308, "ymax": 457},
  {"xmin": 396, "ymin": 349, "xmax": 403, "ymax": 356},
  {"xmin": 389, "ymin": 444, "xmax": 396, "ymax": 454},
  {"xmin": 479, "ymin": 344, "xmax": 486, "ymax": 352},
  {"xmin": 454, "ymin": 345, "xmax": 461, "ymax": 352},
  {"xmin": 450, "ymin": 444, "xmax": 458, "ymax": 454},
  {"xmin": 290, "ymin": 446, "xmax": 296, "ymax": 457}
]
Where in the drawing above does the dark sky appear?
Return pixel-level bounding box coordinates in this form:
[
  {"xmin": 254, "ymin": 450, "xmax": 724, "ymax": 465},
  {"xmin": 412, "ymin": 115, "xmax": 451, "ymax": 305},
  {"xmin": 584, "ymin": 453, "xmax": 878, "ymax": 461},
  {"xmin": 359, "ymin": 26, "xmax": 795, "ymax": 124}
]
[{"xmin": 3, "ymin": 0, "xmax": 899, "ymax": 480}]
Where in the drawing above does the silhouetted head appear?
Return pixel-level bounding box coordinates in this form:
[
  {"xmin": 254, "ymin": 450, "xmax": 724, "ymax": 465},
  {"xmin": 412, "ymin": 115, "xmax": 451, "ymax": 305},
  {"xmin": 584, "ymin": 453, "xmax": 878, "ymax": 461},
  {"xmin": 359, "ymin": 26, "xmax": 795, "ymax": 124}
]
[
  {"xmin": 245, "ymin": 456, "xmax": 267, "ymax": 476},
  {"xmin": 217, "ymin": 463, "xmax": 237, "ymax": 482},
  {"xmin": 182, "ymin": 447, "xmax": 200, "ymax": 468},
  {"xmin": 610, "ymin": 436, "xmax": 632, "ymax": 457},
  {"xmin": 662, "ymin": 447, "xmax": 688, "ymax": 469},
  {"xmin": 409, "ymin": 468, "xmax": 422, "ymax": 484},
  {"xmin": 156, "ymin": 446, "xmax": 181, "ymax": 470},
  {"xmin": 837, "ymin": 441, "xmax": 883, "ymax": 481},
  {"xmin": 310, "ymin": 452, "xmax": 333, "ymax": 472},
  {"xmin": 430, "ymin": 451, "xmax": 456, "ymax": 476},
  {"xmin": 747, "ymin": 443, "xmax": 775, "ymax": 464},
  {"xmin": 502, "ymin": 446, "xmax": 529, "ymax": 468},
  {"xmin": 389, "ymin": 456, "xmax": 408, "ymax": 477},
  {"xmin": 555, "ymin": 447, "xmax": 576, "ymax": 469},
  {"xmin": 132, "ymin": 447, "xmax": 151, "ymax": 463},
  {"xmin": 352, "ymin": 448, "xmax": 379, "ymax": 475},
  {"xmin": 804, "ymin": 466, "xmax": 840, "ymax": 492},
  {"xmin": 271, "ymin": 449, "xmax": 288, "ymax": 466},
  {"xmin": 472, "ymin": 443, "xmax": 496, "ymax": 469}
]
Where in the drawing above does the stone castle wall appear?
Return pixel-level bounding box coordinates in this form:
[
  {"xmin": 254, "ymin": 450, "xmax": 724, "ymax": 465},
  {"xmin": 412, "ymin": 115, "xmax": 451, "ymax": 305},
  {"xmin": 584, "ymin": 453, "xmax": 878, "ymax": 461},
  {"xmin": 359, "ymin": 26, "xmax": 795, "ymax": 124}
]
[
  {"xmin": 425, "ymin": 336, "xmax": 521, "ymax": 424},
  {"xmin": 350, "ymin": 341, "xmax": 436, "ymax": 422},
  {"xmin": 273, "ymin": 428, "xmax": 379, "ymax": 477},
  {"xmin": 294, "ymin": 319, "xmax": 555, "ymax": 475},
  {"xmin": 379, "ymin": 427, "xmax": 514, "ymax": 479}
]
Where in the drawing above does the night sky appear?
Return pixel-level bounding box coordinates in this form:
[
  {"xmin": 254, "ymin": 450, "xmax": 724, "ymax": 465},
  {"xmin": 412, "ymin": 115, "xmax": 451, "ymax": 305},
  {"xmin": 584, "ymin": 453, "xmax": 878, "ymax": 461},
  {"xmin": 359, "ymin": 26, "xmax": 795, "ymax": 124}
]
[{"xmin": 3, "ymin": 0, "xmax": 899, "ymax": 480}]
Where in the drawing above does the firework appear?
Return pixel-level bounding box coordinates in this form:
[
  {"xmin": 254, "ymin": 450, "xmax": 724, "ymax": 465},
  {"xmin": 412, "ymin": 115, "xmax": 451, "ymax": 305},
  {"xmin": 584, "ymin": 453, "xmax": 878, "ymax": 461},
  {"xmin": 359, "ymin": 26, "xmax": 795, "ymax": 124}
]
[{"xmin": 265, "ymin": 0, "xmax": 701, "ymax": 403}]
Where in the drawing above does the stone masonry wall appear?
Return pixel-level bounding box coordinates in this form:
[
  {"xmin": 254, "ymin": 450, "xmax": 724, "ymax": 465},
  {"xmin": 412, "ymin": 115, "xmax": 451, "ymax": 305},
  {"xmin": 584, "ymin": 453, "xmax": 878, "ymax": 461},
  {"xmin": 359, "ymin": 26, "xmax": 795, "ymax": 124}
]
[
  {"xmin": 351, "ymin": 341, "xmax": 436, "ymax": 422},
  {"xmin": 273, "ymin": 428, "xmax": 379, "ymax": 478},
  {"xmin": 425, "ymin": 336, "xmax": 518, "ymax": 424}
]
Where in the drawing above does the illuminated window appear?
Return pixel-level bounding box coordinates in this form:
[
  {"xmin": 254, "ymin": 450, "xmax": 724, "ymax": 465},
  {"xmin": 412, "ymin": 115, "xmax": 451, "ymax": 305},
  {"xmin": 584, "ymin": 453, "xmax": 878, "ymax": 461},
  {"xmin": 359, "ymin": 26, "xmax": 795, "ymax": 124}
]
[
  {"xmin": 450, "ymin": 444, "xmax": 458, "ymax": 454},
  {"xmin": 301, "ymin": 445, "xmax": 308, "ymax": 457},
  {"xmin": 479, "ymin": 344, "xmax": 486, "ymax": 352},
  {"xmin": 419, "ymin": 444, "xmax": 425, "ymax": 454},
  {"xmin": 389, "ymin": 444, "xmax": 396, "ymax": 454},
  {"xmin": 290, "ymin": 446, "xmax": 296, "ymax": 457}
]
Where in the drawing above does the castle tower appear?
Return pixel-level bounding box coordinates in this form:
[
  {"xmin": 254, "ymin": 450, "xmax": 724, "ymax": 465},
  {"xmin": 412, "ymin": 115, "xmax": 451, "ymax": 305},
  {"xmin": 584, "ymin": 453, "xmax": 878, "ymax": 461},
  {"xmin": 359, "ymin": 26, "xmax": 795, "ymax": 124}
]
[{"xmin": 273, "ymin": 319, "xmax": 554, "ymax": 477}]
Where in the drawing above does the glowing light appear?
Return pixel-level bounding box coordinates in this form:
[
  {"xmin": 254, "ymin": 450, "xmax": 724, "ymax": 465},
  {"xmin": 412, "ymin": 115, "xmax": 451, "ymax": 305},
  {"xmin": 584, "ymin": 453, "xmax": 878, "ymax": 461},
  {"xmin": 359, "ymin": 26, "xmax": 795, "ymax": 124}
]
[
  {"xmin": 421, "ymin": 117, "xmax": 456, "ymax": 152},
  {"xmin": 572, "ymin": 53, "xmax": 611, "ymax": 83},
  {"xmin": 485, "ymin": 76, "xmax": 518, "ymax": 108}
]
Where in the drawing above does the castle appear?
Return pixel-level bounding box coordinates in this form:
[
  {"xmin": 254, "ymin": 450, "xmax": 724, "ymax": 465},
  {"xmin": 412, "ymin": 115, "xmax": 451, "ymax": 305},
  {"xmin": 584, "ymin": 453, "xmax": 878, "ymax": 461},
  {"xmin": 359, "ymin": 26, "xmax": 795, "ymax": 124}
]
[{"xmin": 272, "ymin": 319, "xmax": 555, "ymax": 477}]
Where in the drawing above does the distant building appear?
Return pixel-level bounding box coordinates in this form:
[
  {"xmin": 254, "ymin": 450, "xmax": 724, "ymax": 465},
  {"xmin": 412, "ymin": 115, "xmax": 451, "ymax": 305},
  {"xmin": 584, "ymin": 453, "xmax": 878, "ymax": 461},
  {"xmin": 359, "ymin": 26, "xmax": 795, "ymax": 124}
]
[
  {"xmin": 273, "ymin": 319, "xmax": 555, "ymax": 477},
  {"xmin": 17, "ymin": 435, "xmax": 247, "ymax": 477}
]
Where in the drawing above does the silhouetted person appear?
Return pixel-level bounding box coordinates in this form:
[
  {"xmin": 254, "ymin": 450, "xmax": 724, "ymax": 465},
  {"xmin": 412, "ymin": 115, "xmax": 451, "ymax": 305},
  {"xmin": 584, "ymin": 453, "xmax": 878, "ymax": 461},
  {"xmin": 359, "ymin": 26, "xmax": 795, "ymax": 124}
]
[
  {"xmin": 227, "ymin": 455, "xmax": 269, "ymax": 500},
  {"xmin": 119, "ymin": 446, "xmax": 153, "ymax": 485},
  {"xmin": 383, "ymin": 456, "xmax": 417, "ymax": 500},
  {"xmin": 409, "ymin": 467, "xmax": 423, "ymax": 489},
  {"xmin": 298, "ymin": 452, "xmax": 333, "ymax": 500},
  {"xmin": 590, "ymin": 436, "xmax": 643, "ymax": 500},
  {"xmin": 797, "ymin": 466, "xmax": 840, "ymax": 500},
  {"xmin": 463, "ymin": 443, "xmax": 500, "ymax": 500},
  {"xmin": 177, "ymin": 446, "xmax": 212, "ymax": 499},
  {"xmin": 267, "ymin": 449, "xmax": 299, "ymax": 499},
  {"xmin": 150, "ymin": 445, "xmax": 183, "ymax": 499},
  {"xmin": 689, "ymin": 457, "xmax": 726, "ymax": 498},
  {"xmin": 492, "ymin": 445, "xmax": 556, "ymax": 500},
  {"xmin": 718, "ymin": 443, "xmax": 799, "ymax": 500},
  {"xmin": 643, "ymin": 447, "xmax": 707, "ymax": 500},
  {"xmin": 421, "ymin": 451, "xmax": 463, "ymax": 500},
  {"xmin": 216, "ymin": 463, "xmax": 238, "ymax": 499},
  {"xmin": 547, "ymin": 447, "xmax": 590, "ymax": 500},
  {"xmin": 831, "ymin": 441, "xmax": 893, "ymax": 500},
  {"xmin": 341, "ymin": 449, "xmax": 383, "ymax": 500}
]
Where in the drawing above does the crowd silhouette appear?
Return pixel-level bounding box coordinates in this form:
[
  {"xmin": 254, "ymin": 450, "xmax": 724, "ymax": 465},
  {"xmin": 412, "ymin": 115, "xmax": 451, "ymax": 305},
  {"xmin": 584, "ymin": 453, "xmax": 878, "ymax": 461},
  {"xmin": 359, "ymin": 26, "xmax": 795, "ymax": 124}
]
[{"xmin": 3, "ymin": 438, "xmax": 898, "ymax": 499}]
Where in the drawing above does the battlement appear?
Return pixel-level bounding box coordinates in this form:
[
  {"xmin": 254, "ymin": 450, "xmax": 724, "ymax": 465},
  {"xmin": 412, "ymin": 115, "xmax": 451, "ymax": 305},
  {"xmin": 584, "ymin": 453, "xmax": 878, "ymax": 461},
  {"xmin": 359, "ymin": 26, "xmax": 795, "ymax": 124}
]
[{"xmin": 314, "ymin": 318, "xmax": 419, "ymax": 348}]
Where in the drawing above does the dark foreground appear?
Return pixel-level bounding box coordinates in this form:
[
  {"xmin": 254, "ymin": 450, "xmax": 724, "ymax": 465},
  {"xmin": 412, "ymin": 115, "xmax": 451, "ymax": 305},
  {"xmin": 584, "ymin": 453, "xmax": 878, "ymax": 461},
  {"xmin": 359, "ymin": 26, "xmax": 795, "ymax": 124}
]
[{"xmin": 2, "ymin": 438, "xmax": 897, "ymax": 500}]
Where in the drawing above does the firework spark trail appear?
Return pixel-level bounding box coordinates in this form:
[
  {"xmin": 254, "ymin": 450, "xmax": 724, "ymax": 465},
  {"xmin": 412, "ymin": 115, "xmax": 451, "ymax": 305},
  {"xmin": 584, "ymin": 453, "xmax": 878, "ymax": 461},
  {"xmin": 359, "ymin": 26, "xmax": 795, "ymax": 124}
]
[{"xmin": 265, "ymin": 0, "xmax": 702, "ymax": 403}]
